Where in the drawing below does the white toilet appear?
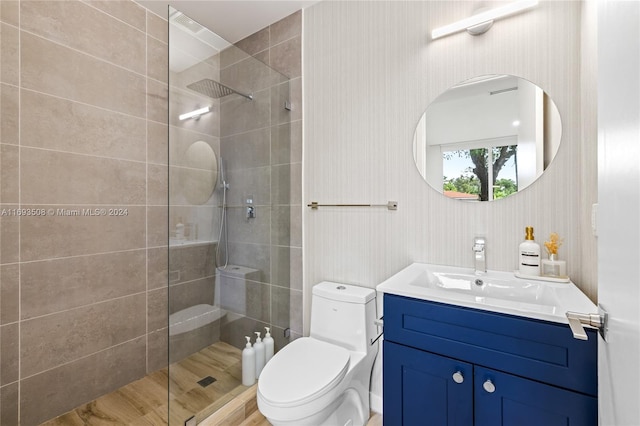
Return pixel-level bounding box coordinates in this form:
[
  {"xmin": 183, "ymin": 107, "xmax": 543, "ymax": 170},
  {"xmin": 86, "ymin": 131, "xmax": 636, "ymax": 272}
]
[{"xmin": 257, "ymin": 281, "xmax": 379, "ymax": 426}]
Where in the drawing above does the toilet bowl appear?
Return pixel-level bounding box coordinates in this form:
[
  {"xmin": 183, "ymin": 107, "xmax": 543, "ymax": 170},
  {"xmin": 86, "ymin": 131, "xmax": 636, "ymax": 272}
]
[{"xmin": 257, "ymin": 282, "xmax": 379, "ymax": 426}]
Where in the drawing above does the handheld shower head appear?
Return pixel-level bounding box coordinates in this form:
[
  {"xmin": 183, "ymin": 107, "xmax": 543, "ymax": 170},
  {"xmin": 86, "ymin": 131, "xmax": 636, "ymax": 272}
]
[{"xmin": 219, "ymin": 157, "xmax": 229, "ymax": 190}]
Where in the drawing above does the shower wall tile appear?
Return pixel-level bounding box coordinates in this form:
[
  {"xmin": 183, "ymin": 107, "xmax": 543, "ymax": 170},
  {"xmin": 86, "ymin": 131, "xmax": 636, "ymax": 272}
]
[
  {"xmin": 224, "ymin": 167, "xmax": 271, "ymax": 207},
  {"xmin": 168, "ymin": 243, "xmax": 216, "ymax": 285},
  {"xmin": 271, "ymin": 246, "xmax": 302, "ymax": 291},
  {"xmin": 147, "ymin": 328, "xmax": 169, "ymax": 373},
  {"xmin": 270, "ymin": 10, "xmax": 301, "ymax": 46},
  {"xmin": 220, "ymin": 54, "xmax": 278, "ymax": 94},
  {"xmin": 85, "ymin": 0, "xmax": 147, "ymax": 32},
  {"xmin": 20, "ymin": 205, "xmax": 146, "ymax": 261},
  {"xmin": 0, "ymin": 383, "xmax": 18, "ymax": 425},
  {"xmin": 219, "ymin": 45, "xmax": 250, "ymax": 70},
  {"xmin": 220, "ymin": 88, "xmax": 271, "ymax": 137},
  {"xmin": 271, "ymin": 120, "xmax": 302, "ymax": 166},
  {"xmin": 227, "ymin": 206, "xmax": 271, "ymax": 245},
  {"xmin": 21, "ymin": 90, "xmax": 147, "ymax": 161},
  {"xmin": 169, "ymin": 277, "xmax": 215, "ymax": 314},
  {"xmin": 0, "ymin": 23, "xmax": 19, "ymax": 85},
  {"xmin": 235, "ymin": 27, "xmax": 269, "ymax": 57},
  {"xmin": 20, "ymin": 250, "xmax": 147, "ymax": 319},
  {"xmin": 219, "ymin": 278, "xmax": 270, "ymax": 323},
  {"xmin": 20, "ymin": 293, "xmax": 146, "ymax": 377},
  {"xmin": 171, "ymin": 57, "xmax": 219, "ymax": 93},
  {"xmin": 147, "ymin": 10, "xmax": 168, "ymax": 43},
  {"xmin": 272, "ymin": 206, "xmax": 302, "ymax": 247},
  {"xmin": 21, "ymin": 31, "xmax": 146, "ymax": 118},
  {"xmin": 148, "ymin": 287, "xmax": 168, "ymax": 332},
  {"xmin": 270, "ymin": 286, "xmax": 290, "ymax": 330},
  {"xmin": 269, "ymin": 36, "xmax": 302, "ymax": 79},
  {"xmin": 20, "ymin": 148, "xmax": 146, "ymax": 205},
  {"xmin": 147, "ymin": 205, "xmax": 168, "ymax": 248},
  {"xmin": 271, "ymin": 78, "xmax": 301, "ymax": 124},
  {"xmin": 148, "ymin": 121, "xmax": 169, "ymax": 165},
  {"xmin": 0, "ymin": 84, "xmax": 19, "ymax": 145},
  {"xmin": 148, "ymin": 164, "xmax": 168, "ymax": 205},
  {"xmin": 0, "ymin": 144, "xmax": 18, "ymax": 203},
  {"xmin": 0, "ymin": 264, "xmax": 19, "ymax": 324},
  {"xmin": 228, "ymin": 242, "xmax": 271, "ymax": 284},
  {"xmin": 272, "ymin": 163, "xmax": 302, "ymax": 205},
  {"xmin": 147, "ymin": 35, "xmax": 168, "ymax": 83},
  {"xmin": 20, "ymin": 1, "xmax": 146, "ymax": 74},
  {"xmin": 0, "ymin": 1, "xmax": 18, "ymax": 26},
  {"xmin": 20, "ymin": 336, "xmax": 147, "ymax": 426},
  {"xmin": 148, "ymin": 246, "xmax": 168, "ymax": 290},
  {"xmin": 220, "ymin": 128, "xmax": 270, "ymax": 171},
  {"xmin": 147, "ymin": 78, "xmax": 169, "ymax": 124},
  {"xmin": 0, "ymin": 323, "xmax": 18, "ymax": 385},
  {"xmin": 0, "ymin": 205, "xmax": 18, "ymax": 265}
]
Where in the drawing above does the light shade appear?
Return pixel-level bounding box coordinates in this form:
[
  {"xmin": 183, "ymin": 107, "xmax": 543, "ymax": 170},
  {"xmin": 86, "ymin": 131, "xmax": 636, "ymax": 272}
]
[
  {"xmin": 431, "ymin": 0, "xmax": 538, "ymax": 40},
  {"xmin": 179, "ymin": 106, "xmax": 211, "ymax": 121}
]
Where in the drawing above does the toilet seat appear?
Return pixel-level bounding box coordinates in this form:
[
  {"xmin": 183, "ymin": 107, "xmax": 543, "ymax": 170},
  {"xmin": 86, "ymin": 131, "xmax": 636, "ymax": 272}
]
[{"xmin": 258, "ymin": 337, "xmax": 350, "ymax": 408}]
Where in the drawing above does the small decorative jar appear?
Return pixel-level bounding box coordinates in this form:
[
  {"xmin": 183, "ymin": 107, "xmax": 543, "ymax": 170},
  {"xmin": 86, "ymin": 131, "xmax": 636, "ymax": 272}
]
[{"xmin": 541, "ymin": 253, "xmax": 567, "ymax": 278}]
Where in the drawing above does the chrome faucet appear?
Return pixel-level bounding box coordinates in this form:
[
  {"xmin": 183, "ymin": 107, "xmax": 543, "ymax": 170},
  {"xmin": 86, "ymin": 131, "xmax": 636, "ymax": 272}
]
[{"xmin": 473, "ymin": 237, "xmax": 486, "ymax": 275}]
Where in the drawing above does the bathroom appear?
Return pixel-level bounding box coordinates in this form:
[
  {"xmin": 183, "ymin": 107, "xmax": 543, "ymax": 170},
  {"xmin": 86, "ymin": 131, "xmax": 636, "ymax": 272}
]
[{"xmin": 0, "ymin": 0, "xmax": 638, "ymax": 425}]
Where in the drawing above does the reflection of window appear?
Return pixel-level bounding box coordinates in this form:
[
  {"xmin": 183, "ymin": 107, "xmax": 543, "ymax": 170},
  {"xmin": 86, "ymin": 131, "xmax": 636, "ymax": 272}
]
[{"xmin": 442, "ymin": 144, "xmax": 518, "ymax": 201}]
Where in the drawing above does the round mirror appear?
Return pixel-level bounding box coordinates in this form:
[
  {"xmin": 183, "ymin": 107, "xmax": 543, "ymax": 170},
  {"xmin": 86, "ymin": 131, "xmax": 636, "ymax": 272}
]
[
  {"xmin": 413, "ymin": 75, "xmax": 562, "ymax": 201},
  {"xmin": 181, "ymin": 141, "xmax": 217, "ymax": 204}
]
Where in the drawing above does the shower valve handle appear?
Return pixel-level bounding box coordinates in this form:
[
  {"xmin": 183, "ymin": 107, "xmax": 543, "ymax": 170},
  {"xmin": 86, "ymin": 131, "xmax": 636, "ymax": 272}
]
[{"xmin": 246, "ymin": 206, "xmax": 256, "ymax": 219}]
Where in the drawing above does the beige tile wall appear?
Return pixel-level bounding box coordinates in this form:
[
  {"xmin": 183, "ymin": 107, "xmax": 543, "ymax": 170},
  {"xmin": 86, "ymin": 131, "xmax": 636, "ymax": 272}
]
[{"xmin": 0, "ymin": 1, "xmax": 169, "ymax": 424}]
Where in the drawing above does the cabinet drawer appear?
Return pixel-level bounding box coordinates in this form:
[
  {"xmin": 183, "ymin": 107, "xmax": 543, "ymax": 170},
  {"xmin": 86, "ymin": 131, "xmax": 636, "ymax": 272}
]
[{"xmin": 384, "ymin": 294, "xmax": 597, "ymax": 396}]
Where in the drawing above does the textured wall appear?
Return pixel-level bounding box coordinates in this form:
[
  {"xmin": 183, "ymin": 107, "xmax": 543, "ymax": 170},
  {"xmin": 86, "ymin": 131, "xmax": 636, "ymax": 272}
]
[
  {"xmin": 304, "ymin": 0, "xmax": 597, "ymax": 407},
  {"xmin": 0, "ymin": 1, "xmax": 168, "ymax": 424}
]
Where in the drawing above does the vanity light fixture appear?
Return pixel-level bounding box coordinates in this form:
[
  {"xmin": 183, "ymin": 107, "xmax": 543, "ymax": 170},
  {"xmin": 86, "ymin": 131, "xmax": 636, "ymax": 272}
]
[
  {"xmin": 431, "ymin": 0, "xmax": 538, "ymax": 40},
  {"xmin": 179, "ymin": 106, "xmax": 211, "ymax": 121}
]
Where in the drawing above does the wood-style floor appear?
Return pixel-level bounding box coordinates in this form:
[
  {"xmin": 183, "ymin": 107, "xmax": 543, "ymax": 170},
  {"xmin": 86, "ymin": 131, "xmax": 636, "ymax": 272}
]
[
  {"xmin": 41, "ymin": 341, "xmax": 247, "ymax": 425},
  {"xmin": 40, "ymin": 339, "xmax": 384, "ymax": 426}
]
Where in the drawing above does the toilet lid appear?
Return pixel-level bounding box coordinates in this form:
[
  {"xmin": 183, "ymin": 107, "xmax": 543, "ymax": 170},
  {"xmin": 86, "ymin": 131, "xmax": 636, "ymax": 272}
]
[{"xmin": 258, "ymin": 337, "xmax": 350, "ymax": 406}]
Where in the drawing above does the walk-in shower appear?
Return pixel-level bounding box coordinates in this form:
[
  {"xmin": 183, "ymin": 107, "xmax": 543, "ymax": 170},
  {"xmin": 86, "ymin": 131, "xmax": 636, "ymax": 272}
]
[{"xmin": 168, "ymin": 6, "xmax": 297, "ymax": 424}]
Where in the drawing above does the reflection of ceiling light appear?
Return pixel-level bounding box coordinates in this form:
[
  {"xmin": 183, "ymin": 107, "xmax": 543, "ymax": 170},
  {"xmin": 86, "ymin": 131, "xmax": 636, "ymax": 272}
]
[
  {"xmin": 432, "ymin": 0, "xmax": 538, "ymax": 40},
  {"xmin": 512, "ymin": 120, "xmax": 521, "ymax": 127},
  {"xmin": 179, "ymin": 106, "xmax": 211, "ymax": 121}
]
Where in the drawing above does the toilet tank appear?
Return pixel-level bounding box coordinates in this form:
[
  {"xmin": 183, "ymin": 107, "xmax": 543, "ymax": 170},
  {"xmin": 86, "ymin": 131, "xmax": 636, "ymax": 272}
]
[{"xmin": 310, "ymin": 282, "xmax": 377, "ymax": 353}]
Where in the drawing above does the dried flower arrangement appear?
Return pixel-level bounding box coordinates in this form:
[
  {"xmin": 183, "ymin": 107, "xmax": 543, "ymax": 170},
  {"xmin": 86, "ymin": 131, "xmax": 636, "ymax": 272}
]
[{"xmin": 544, "ymin": 232, "xmax": 563, "ymax": 256}]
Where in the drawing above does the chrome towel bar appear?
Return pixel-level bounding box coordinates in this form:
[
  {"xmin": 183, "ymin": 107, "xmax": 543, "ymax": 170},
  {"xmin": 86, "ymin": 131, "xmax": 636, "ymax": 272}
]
[{"xmin": 307, "ymin": 201, "xmax": 398, "ymax": 211}]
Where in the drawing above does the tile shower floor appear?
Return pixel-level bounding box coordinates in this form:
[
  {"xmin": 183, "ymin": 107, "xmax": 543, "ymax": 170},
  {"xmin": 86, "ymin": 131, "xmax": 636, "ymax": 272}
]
[{"xmin": 41, "ymin": 341, "xmax": 247, "ymax": 425}]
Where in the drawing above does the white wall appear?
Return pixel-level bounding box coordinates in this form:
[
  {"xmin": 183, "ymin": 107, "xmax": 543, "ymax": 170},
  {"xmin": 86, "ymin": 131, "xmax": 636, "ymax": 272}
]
[{"xmin": 303, "ymin": 0, "xmax": 596, "ymax": 408}]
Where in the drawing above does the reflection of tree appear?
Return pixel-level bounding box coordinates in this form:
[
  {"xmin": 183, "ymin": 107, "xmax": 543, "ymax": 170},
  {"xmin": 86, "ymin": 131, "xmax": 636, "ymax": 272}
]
[
  {"xmin": 446, "ymin": 146, "xmax": 517, "ymax": 201},
  {"xmin": 444, "ymin": 175, "xmax": 480, "ymax": 195}
]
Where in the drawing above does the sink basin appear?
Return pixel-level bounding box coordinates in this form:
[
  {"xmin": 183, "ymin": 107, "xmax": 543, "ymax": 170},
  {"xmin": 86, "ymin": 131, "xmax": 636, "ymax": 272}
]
[{"xmin": 376, "ymin": 263, "xmax": 597, "ymax": 324}]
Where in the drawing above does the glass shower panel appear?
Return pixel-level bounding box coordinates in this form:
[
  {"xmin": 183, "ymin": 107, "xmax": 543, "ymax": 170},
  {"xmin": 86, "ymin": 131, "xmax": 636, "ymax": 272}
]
[{"xmin": 168, "ymin": 7, "xmax": 292, "ymax": 424}]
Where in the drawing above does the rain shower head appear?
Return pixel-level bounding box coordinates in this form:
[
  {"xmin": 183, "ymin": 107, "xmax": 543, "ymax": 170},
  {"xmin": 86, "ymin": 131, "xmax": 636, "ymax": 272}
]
[{"xmin": 187, "ymin": 79, "xmax": 253, "ymax": 101}]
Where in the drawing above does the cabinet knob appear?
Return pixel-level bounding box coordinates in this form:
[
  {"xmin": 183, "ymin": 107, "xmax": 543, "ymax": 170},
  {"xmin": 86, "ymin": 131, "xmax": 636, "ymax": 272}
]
[
  {"xmin": 483, "ymin": 379, "xmax": 496, "ymax": 393},
  {"xmin": 452, "ymin": 371, "xmax": 464, "ymax": 384}
]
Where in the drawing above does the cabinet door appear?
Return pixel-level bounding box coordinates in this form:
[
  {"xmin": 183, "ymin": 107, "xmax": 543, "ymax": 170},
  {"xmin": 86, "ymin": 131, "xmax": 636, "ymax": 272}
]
[
  {"xmin": 384, "ymin": 341, "xmax": 473, "ymax": 426},
  {"xmin": 474, "ymin": 366, "xmax": 597, "ymax": 426}
]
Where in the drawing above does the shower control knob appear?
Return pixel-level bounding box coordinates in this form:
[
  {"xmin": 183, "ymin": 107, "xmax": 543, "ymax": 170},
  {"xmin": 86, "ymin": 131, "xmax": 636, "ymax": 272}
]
[
  {"xmin": 483, "ymin": 379, "xmax": 496, "ymax": 393},
  {"xmin": 452, "ymin": 371, "xmax": 464, "ymax": 384}
]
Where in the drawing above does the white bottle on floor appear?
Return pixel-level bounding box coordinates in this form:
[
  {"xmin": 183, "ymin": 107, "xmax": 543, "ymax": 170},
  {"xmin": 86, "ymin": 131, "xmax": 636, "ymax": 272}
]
[
  {"xmin": 263, "ymin": 327, "xmax": 274, "ymax": 364},
  {"xmin": 242, "ymin": 336, "xmax": 256, "ymax": 386},
  {"xmin": 254, "ymin": 331, "xmax": 265, "ymax": 379}
]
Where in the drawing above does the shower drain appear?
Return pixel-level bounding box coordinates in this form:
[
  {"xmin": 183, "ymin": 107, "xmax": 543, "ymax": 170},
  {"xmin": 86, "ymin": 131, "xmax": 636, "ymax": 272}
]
[{"xmin": 197, "ymin": 376, "xmax": 217, "ymax": 388}]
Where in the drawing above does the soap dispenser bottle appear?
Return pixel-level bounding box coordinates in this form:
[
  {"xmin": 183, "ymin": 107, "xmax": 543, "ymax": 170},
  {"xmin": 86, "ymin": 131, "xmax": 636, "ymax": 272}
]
[
  {"xmin": 263, "ymin": 327, "xmax": 274, "ymax": 364},
  {"xmin": 519, "ymin": 226, "xmax": 541, "ymax": 276},
  {"xmin": 254, "ymin": 331, "xmax": 265, "ymax": 379},
  {"xmin": 242, "ymin": 336, "xmax": 256, "ymax": 386}
]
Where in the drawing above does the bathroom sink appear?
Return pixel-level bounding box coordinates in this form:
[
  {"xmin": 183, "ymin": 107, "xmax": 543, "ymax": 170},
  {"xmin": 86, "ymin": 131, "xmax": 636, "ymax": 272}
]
[{"xmin": 376, "ymin": 263, "xmax": 597, "ymax": 324}]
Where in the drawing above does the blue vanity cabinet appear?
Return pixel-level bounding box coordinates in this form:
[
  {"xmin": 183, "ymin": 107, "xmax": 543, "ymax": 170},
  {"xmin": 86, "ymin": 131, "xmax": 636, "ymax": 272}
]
[
  {"xmin": 384, "ymin": 341, "xmax": 473, "ymax": 426},
  {"xmin": 383, "ymin": 294, "xmax": 597, "ymax": 426}
]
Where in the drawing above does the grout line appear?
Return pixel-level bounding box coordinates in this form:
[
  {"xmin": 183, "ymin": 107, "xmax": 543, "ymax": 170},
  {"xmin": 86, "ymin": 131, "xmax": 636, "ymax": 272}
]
[
  {"xmin": 16, "ymin": 4, "xmax": 22, "ymax": 421},
  {"xmin": 145, "ymin": 7, "xmax": 150, "ymax": 377}
]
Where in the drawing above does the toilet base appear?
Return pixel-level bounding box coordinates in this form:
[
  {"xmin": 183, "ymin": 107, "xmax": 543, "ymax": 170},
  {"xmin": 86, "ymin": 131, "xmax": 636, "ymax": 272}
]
[{"xmin": 263, "ymin": 388, "xmax": 367, "ymax": 426}]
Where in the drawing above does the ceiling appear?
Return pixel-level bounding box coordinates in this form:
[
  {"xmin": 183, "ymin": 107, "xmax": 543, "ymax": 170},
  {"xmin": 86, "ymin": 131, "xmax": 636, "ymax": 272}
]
[{"xmin": 139, "ymin": 1, "xmax": 319, "ymax": 43}]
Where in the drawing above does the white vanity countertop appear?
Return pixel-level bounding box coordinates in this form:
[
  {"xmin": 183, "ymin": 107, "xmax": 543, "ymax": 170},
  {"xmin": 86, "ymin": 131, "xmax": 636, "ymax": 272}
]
[{"xmin": 376, "ymin": 263, "xmax": 597, "ymax": 325}]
